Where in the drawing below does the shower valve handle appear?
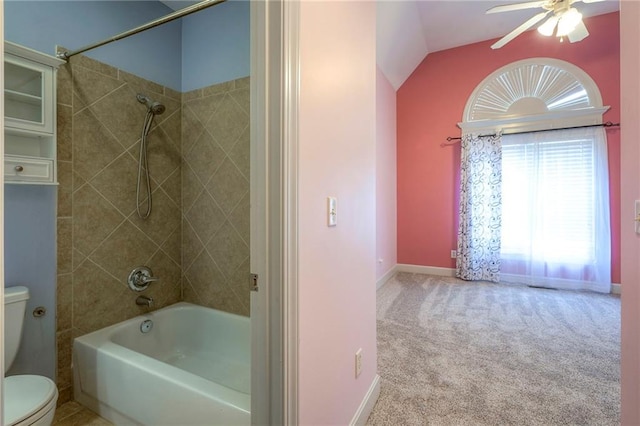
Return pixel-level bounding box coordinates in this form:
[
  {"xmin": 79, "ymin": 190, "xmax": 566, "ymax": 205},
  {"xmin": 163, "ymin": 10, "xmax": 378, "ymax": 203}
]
[
  {"xmin": 128, "ymin": 266, "xmax": 159, "ymax": 292},
  {"xmin": 138, "ymin": 275, "xmax": 159, "ymax": 284}
]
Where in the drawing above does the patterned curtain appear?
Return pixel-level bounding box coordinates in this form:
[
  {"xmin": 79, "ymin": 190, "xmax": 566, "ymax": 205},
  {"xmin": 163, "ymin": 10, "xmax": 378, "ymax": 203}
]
[{"xmin": 456, "ymin": 133, "xmax": 502, "ymax": 282}]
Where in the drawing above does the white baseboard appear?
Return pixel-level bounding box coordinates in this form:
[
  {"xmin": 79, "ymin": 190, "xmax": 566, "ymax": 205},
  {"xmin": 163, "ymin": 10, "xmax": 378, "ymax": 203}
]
[
  {"xmin": 350, "ymin": 374, "xmax": 381, "ymax": 426},
  {"xmin": 394, "ymin": 264, "xmax": 620, "ymax": 294},
  {"xmin": 396, "ymin": 264, "xmax": 455, "ymax": 277},
  {"xmin": 376, "ymin": 266, "xmax": 398, "ymax": 290}
]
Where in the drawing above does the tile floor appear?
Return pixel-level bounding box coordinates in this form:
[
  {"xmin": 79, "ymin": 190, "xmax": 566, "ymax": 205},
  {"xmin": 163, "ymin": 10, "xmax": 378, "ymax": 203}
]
[{"xmin": 53, "ymin": 401, "xmax": 113, "ymax": 426}]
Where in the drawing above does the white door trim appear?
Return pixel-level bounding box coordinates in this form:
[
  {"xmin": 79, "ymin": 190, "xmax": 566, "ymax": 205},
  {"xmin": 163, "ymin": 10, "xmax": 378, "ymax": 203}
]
[
  {"xmin": 249, "ymin": 0, "xmax": 270, "ymax": 423},
  {"xmin": 282, "ymin": 0, "xmax": 300, "ymax": 423},
  {"xmin": 251, "ymin": 0, "xmax": 300, "ymax": 423},
  {"xmin": 0, "ymin": 0, "xmax": 6, "ymax": 408}
]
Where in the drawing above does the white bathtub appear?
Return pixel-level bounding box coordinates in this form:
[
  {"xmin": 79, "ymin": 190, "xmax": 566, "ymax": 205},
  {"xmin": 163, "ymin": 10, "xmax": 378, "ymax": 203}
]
[{"xmin": 73, "ymin": 302, "xmax": 250, "ymax": 425}]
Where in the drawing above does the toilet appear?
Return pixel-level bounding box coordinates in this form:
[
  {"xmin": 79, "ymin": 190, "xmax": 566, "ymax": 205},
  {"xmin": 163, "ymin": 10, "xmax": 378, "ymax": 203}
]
[{"xmin": 4, "ymin": 286, "xmax": 58, "ymax": 426}]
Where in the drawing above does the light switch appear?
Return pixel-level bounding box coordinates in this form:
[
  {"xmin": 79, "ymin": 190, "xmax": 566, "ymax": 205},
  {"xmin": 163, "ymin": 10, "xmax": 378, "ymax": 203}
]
[
  {"xmin": 636, "ymin": 200, "xmax": 640, "ymax": 234},
  {"xmin": 328, "ymin": 197, "xmax": 337, "ymax": 227}
]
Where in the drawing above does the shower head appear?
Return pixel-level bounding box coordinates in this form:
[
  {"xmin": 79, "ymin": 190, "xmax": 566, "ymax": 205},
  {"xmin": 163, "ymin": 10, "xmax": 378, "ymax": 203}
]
[{"xmin": 136, "ymin": 93, "xmax": 166, "ymax": 115}]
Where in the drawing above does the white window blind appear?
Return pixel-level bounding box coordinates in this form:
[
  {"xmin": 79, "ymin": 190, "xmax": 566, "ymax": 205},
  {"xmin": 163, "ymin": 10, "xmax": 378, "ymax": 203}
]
[
  {"xmin": 501, "ymin": 137, "xmax": 595, "ymax": 263},
  {"xmin": 500, "ymin": 127, "xmax": 610, "ymax": 290}
]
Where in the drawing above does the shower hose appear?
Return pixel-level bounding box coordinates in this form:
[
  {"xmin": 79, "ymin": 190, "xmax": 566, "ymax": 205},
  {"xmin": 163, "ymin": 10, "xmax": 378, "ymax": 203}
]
[{"xmin": 136, "ymin": 110, "xmax": 155, "ymax": 219}]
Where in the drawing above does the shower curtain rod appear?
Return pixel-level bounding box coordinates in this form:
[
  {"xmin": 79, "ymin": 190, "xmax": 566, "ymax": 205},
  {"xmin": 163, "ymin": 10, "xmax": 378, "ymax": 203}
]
[
  {"xmin": 441, "ymin": 121, "xmax": 620, "ymax": 147},
  {"xmin": 57, "ymin": 0, "xmax": 226, "ymax": 60}
]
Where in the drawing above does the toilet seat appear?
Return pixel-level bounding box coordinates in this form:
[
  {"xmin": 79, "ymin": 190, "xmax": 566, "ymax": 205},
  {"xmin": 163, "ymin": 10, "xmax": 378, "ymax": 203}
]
[{"xmin": 4, "ymin": 375, "xmax": 58, "ymax": 426}]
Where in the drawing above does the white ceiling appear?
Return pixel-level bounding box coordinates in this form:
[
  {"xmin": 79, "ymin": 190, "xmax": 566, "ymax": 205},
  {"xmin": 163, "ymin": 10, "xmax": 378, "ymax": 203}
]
[
  {"xmin": 160, "ymin": 0, "xmax": 198, "ymax": 11},
  {"xmin": 377, "ymin": 0, "xmax": 620, "ymax": 90},
  {"xmin": 161, "ymin": 0, "xmax": 619, "ymax": 91}
]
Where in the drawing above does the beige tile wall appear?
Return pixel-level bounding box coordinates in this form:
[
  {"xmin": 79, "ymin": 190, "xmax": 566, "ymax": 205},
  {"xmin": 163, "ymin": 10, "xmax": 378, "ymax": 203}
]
[
  {"xmin": 182, "ymin": 79, "xmax": 250, "ymax": 316},
  {"xmin": 55, "ymin": 54, "xmax": 250, "ymax": 405},
  {"xmin": 56, "ymin": 55, "xmax": 182, "ymax": 404}
]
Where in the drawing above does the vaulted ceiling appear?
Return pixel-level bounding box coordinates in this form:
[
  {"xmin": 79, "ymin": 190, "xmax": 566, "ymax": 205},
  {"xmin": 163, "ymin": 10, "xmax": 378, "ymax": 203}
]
[
  {"xmin": 162, "ymin": 0, "xmax": 620, "ymax": 92},
  {"xmin": 377, "ymin": 0, "xmax": 620, "ymax": 90}
]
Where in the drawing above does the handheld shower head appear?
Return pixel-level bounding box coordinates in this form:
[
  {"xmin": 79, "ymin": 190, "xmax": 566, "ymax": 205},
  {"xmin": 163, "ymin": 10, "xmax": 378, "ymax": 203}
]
[
  {"xmin": 136, "ymin": 93, "xmax": 166, "ymax": 115},
  {"xmin": 150, "ymin": 101, "xmax": 165, "ymax": 115}
]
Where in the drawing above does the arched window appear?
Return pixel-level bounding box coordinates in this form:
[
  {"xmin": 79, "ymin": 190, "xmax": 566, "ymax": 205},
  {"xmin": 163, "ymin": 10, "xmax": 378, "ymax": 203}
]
[{"xmin": 460, "ymin": 57, "xmax": 609, "ymax": 134}]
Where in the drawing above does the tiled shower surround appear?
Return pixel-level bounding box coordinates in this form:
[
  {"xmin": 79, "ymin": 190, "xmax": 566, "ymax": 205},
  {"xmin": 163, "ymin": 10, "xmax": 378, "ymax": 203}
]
[{"xmin": 55, "ymin": 54, "xmax": 250, "ymax": 404}]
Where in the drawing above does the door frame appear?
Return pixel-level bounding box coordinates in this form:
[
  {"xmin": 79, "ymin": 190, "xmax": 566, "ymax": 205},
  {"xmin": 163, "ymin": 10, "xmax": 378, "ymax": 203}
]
[
  {"xmin": 0, "ymin": 0, "xmax": 5, "ymax": 410},
  {"xmin": 250, "ymin": 0, "xmax": 299, "ymax": 423}
]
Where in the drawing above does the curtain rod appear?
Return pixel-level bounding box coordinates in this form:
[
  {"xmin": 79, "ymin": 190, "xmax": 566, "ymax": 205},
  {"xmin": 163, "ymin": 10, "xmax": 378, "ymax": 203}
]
[
  {"xmin": 57, "ymin": 0, "xmax": 226, "ymax": 60},
  {"xmin": 441, "ymin": 121, "xmax": 621, "ymax": 147}
]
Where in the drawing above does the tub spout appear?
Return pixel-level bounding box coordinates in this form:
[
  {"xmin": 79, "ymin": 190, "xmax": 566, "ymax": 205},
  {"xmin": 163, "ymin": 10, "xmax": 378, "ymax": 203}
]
[{"xmin": 136, "ymin": 295, "xmax": 153, "ymax": 307}]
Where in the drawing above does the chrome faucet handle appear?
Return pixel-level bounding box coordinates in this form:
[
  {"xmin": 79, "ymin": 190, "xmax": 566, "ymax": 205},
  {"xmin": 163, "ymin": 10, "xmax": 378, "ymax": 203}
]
[
  {"xmin": 139, "ymin": 275, "xmax": 160, "ymax": 284},
  {"xmin": 128, "ymin": 266, "xmax": 159, "ymax": 292}
]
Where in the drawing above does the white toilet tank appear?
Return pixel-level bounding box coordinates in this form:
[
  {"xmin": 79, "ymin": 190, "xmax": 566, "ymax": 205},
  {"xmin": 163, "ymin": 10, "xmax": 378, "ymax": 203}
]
[{"xmin": 4, "ymin": 286, "xmax": 29, "ymax": 374}]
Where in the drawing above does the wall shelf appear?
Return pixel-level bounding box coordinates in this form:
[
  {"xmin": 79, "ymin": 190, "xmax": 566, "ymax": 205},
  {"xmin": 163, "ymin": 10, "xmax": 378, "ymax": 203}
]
[{"xmin": 4, "ymin": 42, "xmax": 64, "ymax": 184}]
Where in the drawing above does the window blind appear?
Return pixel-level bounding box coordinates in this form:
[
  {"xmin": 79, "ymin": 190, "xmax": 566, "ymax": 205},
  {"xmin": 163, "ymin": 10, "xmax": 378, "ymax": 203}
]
[{"xmin": 501, "ymin": 137, "xmax": 596, "ymax": 263}]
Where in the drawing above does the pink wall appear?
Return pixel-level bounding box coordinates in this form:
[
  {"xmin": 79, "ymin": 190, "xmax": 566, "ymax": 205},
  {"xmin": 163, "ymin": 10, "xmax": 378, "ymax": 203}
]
[
  {"xmin": 376, "ymin": 67, "xmax": 397, "ymax": 281},
  {"xmin": 297, "ymin": 1, "xmax": 377, "ymax": 424},
  {"xmin": 397, "ymin": 12, "xmax": 622, "ymax": 283},
  {"xmin": 619, "ymin": 3, "xmax": 640, "ymax": 424}
]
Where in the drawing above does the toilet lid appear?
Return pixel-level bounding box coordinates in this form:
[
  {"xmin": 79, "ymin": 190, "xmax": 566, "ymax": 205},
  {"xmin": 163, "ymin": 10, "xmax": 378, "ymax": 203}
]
[{"xmin": 3, "ymin": 375, "xmax": 57, "ymax": 426}]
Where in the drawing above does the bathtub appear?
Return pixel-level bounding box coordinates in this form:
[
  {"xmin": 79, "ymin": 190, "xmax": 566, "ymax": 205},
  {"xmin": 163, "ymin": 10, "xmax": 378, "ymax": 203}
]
[{"xmin": 73, "ymin": 302, "xmax": 250, "ymax": 425}]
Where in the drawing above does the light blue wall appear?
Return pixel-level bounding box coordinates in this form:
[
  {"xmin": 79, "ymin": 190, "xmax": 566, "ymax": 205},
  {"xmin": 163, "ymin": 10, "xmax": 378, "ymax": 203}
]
[
  {"xmin": 181, "ymin": 0, "xmax": 250, "ymax": 91},
  {"xmin": 5, "ymin": 1, "xmax": 182, "ymax": 91},
  {"xmin": 5, "ymin": 0, "xmax": 250, "ymax": 92},
  {"xmin": 4, "ymin": 185, "xmax": 57, "ymax": 380}
]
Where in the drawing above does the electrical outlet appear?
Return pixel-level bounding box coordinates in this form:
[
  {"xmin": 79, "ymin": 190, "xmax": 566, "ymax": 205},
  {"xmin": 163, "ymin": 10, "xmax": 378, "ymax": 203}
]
[
  {"xmin": 450, "ymin": 250, "xmax": 457, "ymax": 259},
  {"xmin": 355, "ymin": 348, "xmax": 362, "ymax": 378}
]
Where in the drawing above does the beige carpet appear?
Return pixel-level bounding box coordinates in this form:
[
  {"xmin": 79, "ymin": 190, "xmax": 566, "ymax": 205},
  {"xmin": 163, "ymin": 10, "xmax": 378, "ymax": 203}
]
[{"xmin": 368, "ymin": 273, "xmax": 620, "ymax": 425}]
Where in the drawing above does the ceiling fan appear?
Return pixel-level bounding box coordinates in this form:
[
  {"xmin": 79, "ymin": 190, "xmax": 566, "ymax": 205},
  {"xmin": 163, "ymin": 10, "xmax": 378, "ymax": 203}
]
[{"xmin": 488, "ymin": 0, "xmax": 605, "ymax": 49}]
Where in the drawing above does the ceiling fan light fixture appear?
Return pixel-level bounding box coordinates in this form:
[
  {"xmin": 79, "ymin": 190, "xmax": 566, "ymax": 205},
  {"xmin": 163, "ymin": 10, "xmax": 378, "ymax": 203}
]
[
  {"xmin": 556, "ymin": 8, "xmax": 583, "ymax": 37},
  {"xmin": 537, "ymin": 15, "xmax": 559, "ymax": 36},
  {"xmin": 568, "ymin": 18, "xmax": 590, "ymax": 42}
]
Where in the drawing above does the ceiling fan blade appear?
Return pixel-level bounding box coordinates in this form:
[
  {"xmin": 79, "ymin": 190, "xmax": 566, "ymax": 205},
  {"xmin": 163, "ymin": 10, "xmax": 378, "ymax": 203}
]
[
  {"xmin": 486, "ymin": 1, "xmax": 548, "ymax": 14},
  {"xmin": 568, "ymin": 19, "xmax": 589, "ymax": 42},
  {"xmin": 491, "ymin": 11, "xmax": 551, "ymax": 49}
]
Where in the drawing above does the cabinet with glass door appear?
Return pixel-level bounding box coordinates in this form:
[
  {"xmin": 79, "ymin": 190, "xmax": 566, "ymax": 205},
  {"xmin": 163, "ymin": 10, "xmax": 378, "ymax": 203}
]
[{"xmin": 4, "ymin": 42, "xmax": 64, "ymax": 184}]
